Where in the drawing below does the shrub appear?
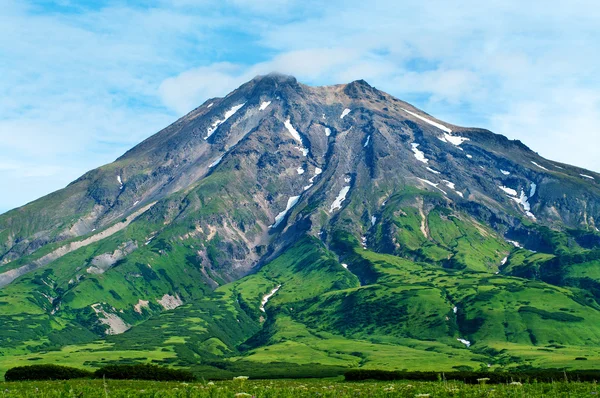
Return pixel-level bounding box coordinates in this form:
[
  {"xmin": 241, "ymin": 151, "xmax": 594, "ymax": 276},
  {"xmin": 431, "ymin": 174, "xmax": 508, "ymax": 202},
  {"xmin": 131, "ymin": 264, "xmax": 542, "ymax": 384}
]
[
  {"xmin": 4, "ymin": 364, "xmax": 92, "ymax": 381},
  {"xmin": 94, "ymin": 364, "xmax": 196, "ymax": 381}
]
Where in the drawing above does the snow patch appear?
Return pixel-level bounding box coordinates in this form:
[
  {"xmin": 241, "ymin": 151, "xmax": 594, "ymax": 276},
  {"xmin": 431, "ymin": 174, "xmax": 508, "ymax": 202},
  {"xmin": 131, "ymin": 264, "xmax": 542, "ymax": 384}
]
[
  {"xmin": 581, "ymin": 174, "xmax": 595, "ymax": 180},
  {"xmin": 207, "ymin": 102, "xmax": 213, "ymax": 108},
  {"xmin": 117, "ymin": 175, "xmax": 123, "ymax": 189},
  {"xmin": 401, "ymin": 108, "xmax": 452, "ymax": 133},
  {"xmin": 411, "ymin": 143, "xmax": 429, "ymax": 164},
  {"xmin": 364, "ymin": 135, "xmax": 370, "ymax": 147},
  {"xmin": 371, "ymin": 216, "xmax": 377, "ymax": 226},
  {"xmin": 453, "ymin": 306, "xmax": 458, "ymax": 314},
  {"xmin": 308, "ymin": 167, "xmax": 322, "ymax": 184},
  {"xmin": 294, "ymin": 146, "xmax": 309, "ymax": 156},
  {"xmin": 507, "ymin": 240, "xmax": 523, "ymax": 248},
  {"xmin": 209, "ymin": 156, "xmax": 223, "ymax": 168},
  {"xmin": 427, "ymin": 167, "xmax": 441, "ymax": 175},
  {"xmin": 499, "ymin": 186, "xmax": 518, "ymax": 196},
  {"xmin": 443, "ymin": 180, "xmax": 463, "ymax": 198},
  {"xmin": 284, "ymin": 118, "xmax": 302, "ymax": 143},
  {"xmin": 418, "ymin": 178, "xmax": 447, "ymax": 195},
  {"xmin": 157, "ymin": 294, "xmax": 183, "ymax": 310},
  {"xmin": 325, "ymin": 127, "xmax": 331, "ymax": 137},
  {"xmin": 297, "ymin": 167, "xmax": 305, "ymax": 175},
  {"xmin": 260, "ymin": 285, "xmax": 281, "ymax": 312},
  {"xmin": 442, "ymin": 133, "xmax": 469, "ymax": 146},
  {"xmin": 205, "ymin": 103, "xmax": 245, "ymax": 139},
  {"xmin": 330, "ymin": 186, "xmax": 351, "ymax": 213},
  {"xmin": 259, "ymin": 101, "xmax": 271, "ymax": 111},
  {"xmin": 466, "ymin": 154, "xmax": 473, "ymax": 159},
  {"xmin": 443, "ymin": 180, "xmax": 456, "ymax": 190},
  {"xmin": 271, "ymin": 196, "xmax": 301, "ymax": 228},
  {"xmin": 457, "ymin": 338, "xmax": 471, "ymax": 348},
  {"xmin": 531, "ymin": 161, "xmax": 549, "ymax": 171},
  {"xmin": 512, "ymin": 190, "xmax": 535, "ymax": 219},
  {"xmin": 340, "ymin": 108, "xmax": 351, "ymax": 119},
  {"xmin": 529, "ymin": 183, "xmax": 537, "ymax": 197},
  {"xmin": 500, "ymin": 170, "xmax": 511, "ymax": 175},
  {"xmin": 341, "ymin": 263, "xmax": 348, "ymax": 269},
  {"xmin": 284, "ymin": 119, "xmax": 309, "ymax": 156},
  {"xmin": 501, "ymin": 256, "xmax": 508, "ymax": 266}
]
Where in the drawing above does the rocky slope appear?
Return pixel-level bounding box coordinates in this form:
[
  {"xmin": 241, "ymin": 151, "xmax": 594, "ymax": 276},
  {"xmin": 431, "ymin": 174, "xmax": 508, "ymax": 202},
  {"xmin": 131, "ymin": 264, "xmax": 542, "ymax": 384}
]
[{"xmin": 1, "ymin": 73, "xmax": 600, "ymax": 375}]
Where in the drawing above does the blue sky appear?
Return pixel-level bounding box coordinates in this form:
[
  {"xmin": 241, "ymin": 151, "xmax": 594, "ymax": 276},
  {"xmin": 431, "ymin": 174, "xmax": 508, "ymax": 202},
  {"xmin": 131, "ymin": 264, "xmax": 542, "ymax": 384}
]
[{"xmin": 1, "ymin": 0, "xmax": 600, "ymax": 213}]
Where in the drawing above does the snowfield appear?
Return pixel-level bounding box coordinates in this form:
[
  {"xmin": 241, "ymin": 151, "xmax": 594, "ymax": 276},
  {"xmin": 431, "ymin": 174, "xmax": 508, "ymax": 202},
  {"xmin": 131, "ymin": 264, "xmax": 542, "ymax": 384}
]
[
  {"xmin": 284, "ymin": 118, "xmax": 302, "ymax": 143},
  {"xmin": 330, "ymin": 186, "xmax": 351, "ymax": 212},
  {"xmin": 418, "ymin": 178, "xmax": 447, "ymax": 195},
  {"xmin": 531, "ymin": 161, "xmax": 549, "ymax": 171},
  {"xmin": 401, "ymin": 108, "xmax": 452, "ymax": 133},
  {"xmin": 285, "ymin": 119, "xmax": 309, "ymax": 156},
  {"xmin": 499, "ymin": 186, "xmax": 518, "ymax": 197},
  {"xmin": 205, "ymin": 103, "xmax": 245, "ymax": 139},
  {"xmin": 260, "ymin": 285, "xmax": 281, "ymax": 312},
  {"xmin": 209, "ymin": 156, "xmax": 223, "ymax": 168},
  {"xmin": 271, "ymin": 196, "xmax": 301, "ymax": 228},
  {"xmin": 411, "ymin": 143, "xmax": 429, "ymax": 164},
  {"xmin": 457, "ymin": 338, "xmax": 471, "ymax": 348},
  {"xmin": 440, "ymin": 133, "xmax": 469, "ymax": 146}
]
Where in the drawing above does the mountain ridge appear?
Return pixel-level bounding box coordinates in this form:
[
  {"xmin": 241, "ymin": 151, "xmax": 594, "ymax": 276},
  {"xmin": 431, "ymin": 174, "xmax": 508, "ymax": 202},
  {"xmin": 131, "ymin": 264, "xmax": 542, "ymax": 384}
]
[{"xmin": 1, "ymin": 73, "xmax": 600, "ymax": 377}]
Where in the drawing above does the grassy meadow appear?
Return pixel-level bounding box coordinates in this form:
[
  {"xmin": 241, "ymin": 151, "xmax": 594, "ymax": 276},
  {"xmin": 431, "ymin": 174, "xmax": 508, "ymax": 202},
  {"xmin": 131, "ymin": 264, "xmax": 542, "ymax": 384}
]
[{"xmin": 1, "ymin": 378, "xmax": 600, "ymax": 397}]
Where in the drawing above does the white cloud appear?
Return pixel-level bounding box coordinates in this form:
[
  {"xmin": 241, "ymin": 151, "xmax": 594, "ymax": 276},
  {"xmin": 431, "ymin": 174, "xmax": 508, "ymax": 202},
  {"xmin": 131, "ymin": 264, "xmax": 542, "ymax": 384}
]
[{"xmin": 1, "ymin": 0, "xmax": 600, "ymax": 214}]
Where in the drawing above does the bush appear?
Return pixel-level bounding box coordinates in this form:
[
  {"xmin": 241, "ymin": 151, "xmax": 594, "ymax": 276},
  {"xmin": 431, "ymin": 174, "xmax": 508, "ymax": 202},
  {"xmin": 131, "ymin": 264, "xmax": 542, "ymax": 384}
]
[
  {"xmin": 94, "ymin": 364, "xmax": 196, "ymax": 381},
  {"xmin": 4, "ymin": 365, "xmax": 92, "ymax": 381},
  {"xmin": 344, "ymin": 369, "xmax": 600, "ymax": 384}
]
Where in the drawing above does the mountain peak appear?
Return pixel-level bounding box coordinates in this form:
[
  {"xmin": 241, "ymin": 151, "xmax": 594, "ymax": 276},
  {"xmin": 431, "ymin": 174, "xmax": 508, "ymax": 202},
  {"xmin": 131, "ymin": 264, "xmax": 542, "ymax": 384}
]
[
  {"xmin": 2, "ymin": 75, "xmax": 600, "ymax": 376},
  {"xmin": 252, "ymin": 72, "xmax": 298, "ymax": 85}
]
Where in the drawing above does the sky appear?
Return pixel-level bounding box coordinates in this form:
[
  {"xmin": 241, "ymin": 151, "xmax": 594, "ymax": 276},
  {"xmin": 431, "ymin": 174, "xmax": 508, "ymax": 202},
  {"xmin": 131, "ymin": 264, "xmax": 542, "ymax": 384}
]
[{"xmin": 1, "ymin": 0, "xmax": 600, "ymax": 214}]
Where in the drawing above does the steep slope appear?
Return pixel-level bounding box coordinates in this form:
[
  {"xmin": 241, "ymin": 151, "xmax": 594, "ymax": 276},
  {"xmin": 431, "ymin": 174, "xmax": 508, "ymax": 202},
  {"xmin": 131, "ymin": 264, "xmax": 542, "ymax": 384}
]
[{"xmin": 2, "ymin": 73, "xmax": 600, "ymax": 376}]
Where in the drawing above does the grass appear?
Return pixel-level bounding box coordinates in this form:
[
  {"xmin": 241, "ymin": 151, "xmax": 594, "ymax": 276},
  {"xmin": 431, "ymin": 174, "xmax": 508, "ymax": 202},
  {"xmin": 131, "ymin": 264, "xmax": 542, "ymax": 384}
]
[
  {"xmin": 0, "ymin": 342, "xmax": 175, "ymax": 378},
  {"xmin": 4, "ymin": 184, "xmax": 600, "ymax": 382},
  {"xmin": 1, "ymin": 378, "xmax": 600, "ymax": 397}
]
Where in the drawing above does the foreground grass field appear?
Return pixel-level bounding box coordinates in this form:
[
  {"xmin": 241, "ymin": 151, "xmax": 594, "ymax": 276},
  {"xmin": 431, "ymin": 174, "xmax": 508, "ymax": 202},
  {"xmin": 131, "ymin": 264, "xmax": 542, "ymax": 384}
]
[{"xmin": 1, "ymin": 378, "xmax": 599, "ymax": 397}]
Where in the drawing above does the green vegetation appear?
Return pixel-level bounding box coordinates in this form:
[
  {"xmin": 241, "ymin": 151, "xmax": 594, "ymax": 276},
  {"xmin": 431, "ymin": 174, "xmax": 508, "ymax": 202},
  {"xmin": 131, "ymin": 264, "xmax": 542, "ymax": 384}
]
[
  {"xmin": 4, "ymin": 365, "xmax": 92, "ymax": 381},
  {"xmin": 3, "ymin": 185, "xmax": 600, "ymax": 381},
  {"xmin": 1, "ymin": 378, "xmax": 600, "ymax": 397},
  {"xmin": 95, "ymin": 364, "xmax": 195, "ymax": 381},
  {"xmin": 344, "ymin": 369, "xmax": 600, "ymax": 383}
]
